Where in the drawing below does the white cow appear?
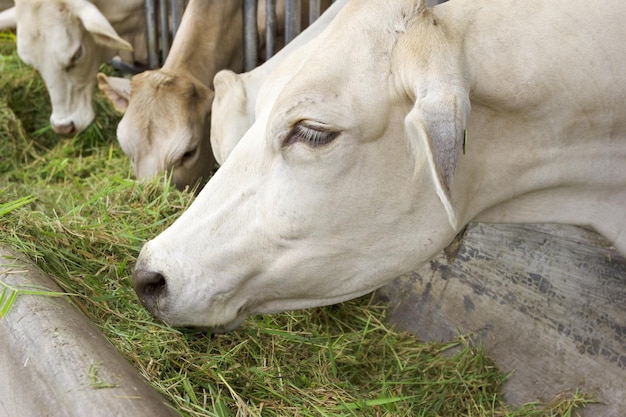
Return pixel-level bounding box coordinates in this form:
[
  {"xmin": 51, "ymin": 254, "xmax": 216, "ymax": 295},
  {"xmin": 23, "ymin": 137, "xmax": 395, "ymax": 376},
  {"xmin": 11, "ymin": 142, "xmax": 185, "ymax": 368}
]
[
  {"xmin": 12, "ymin": 0, "xmax": 145, "ymax": 135},
  {"xmin": 210, "ymin": 0, "xmax": 348, "ymax": 165},
  {"xmin": 135, "ymin": 0, "xmax": 626, "ymax": 331},
  {"xmin": 135, "ymin": 1, "xmax": 626, "ymax": 412}
]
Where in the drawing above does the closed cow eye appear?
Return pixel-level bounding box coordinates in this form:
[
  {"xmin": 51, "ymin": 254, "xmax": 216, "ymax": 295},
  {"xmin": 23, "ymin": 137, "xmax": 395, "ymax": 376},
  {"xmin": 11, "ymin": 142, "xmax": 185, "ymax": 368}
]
[
  {"xmin": 180, "ymin": 147, "xmax": 198, "ymax": 165},
  {"xmin": 71, "ymin": 46, "xmax": 83, "ymax": 62},
  {"xmin": 283, "ymin": 123, "xmax": 339, "ymax": 148},
  {"xmin": 66, "ymin": 46, "xmax": 83, "ymax": 70}
]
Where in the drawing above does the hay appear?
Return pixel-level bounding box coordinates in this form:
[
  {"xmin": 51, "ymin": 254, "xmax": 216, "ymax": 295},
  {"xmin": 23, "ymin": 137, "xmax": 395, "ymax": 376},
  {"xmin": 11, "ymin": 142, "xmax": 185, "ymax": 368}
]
[{"xmin": 0, "ymin": 34, "xmax": 590, "ymax": 416}]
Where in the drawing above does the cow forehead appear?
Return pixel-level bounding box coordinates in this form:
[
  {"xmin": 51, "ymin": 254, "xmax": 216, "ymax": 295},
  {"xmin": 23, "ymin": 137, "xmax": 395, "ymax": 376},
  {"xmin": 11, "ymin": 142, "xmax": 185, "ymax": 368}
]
[
  {"xmin": 119, "ymin": 76, "xmax": 202, "ymax": 164},
  {"xmin": 17, "ymin": 0, "xmax": 74, "ymax": 35},
  {"xmin": 16, "ymin": 1, "xmax": 81, "ymax": 61},
  {"xmin": 129, "ymin": 72, "xmax": 209, "ymax": 115},
  {"xmin": 265, "ymin": 2, "xmax": 406, "ymax": 137}
]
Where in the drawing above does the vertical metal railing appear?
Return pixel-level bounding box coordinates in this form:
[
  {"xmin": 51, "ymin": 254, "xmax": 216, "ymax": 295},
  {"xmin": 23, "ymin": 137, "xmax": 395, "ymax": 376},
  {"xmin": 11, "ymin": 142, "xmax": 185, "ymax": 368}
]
[
  {"xmin": 144, "ymin": 0, "xmax": 449, "ymax": 72},
  {"xmin": 144, "ymin": 0, "xmax": 159, "ymax": 69},
  {"xmin": 243, "ymin": 0, "xmax": 329, "ymax": 71},
  {"xmin": 144, "ymin": 0, "xmax": 189, "ymax": 69},
  {"xmin": 170, "ymin": 0, "xmax": 186, "ymax": 38},
  {"xmin": 243, "ymin": 0, "xmax": 259, "ymax": 71},
  {"xmin": 265, "ymin": 0, "xmax": 278, "ymax": 61},
  {"xmin": 308, "ymin": 0, "xmax": 321, "ymax": 24},
  {"xmin": 284, "ymin": 0, "xmax": 302, "ymax": 45},
  {"xmin": 158, "ymin": 0, "xmax": 170, "ymax": 64}
]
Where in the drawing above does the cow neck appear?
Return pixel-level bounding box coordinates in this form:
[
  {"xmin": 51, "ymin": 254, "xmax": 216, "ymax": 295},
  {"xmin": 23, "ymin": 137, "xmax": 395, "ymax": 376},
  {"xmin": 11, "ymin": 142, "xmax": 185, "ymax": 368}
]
[{"xmin": 161, "ymin": 0, "xmax": 243, "ymax": 90}]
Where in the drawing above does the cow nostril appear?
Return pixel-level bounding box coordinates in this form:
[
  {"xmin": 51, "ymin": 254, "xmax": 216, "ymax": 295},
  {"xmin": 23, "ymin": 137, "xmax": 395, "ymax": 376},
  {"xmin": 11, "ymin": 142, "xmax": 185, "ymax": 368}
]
[
  {"xmin": 144, "ymin": 276, "xmax": 166, "ymax": 299},
  {"xmin": 133, "ymin": 269, "xmax": 167, "ymax": 310}
]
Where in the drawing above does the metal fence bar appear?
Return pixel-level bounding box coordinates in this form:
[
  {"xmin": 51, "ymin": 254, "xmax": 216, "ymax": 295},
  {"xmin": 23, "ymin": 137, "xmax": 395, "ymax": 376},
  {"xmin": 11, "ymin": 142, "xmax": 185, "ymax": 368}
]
[
  {"xmin": 144, "ymin": 0, "xmax": 159, "ymax": 69},
  {"xmin": 143, "ymin": 0, "xmax": 447, "ymax": 72},
  {"xmin": 171, "ymin": 0, "xmax": 186, "ymax": 38},
  {"xmin": 142, "ymin": 0, "xmax": 189, "ymax": 69},
  {"xmin": 159, "ymin": 0, "xmax": 170, "ymax": 64},
  {"xmin": 284, "ymin": 0, "xmax": 301, "ymax": 44},
  {"xmin": 265, "ymin": 0, "xmax": 277, "ymax": 61},
  {"xmin": 243, "ymin": 0, "xmax": 259, "ymax": 71},
  {"xmin": 309, "ymin": 0, "xmax": 321, "ymax": 25}
]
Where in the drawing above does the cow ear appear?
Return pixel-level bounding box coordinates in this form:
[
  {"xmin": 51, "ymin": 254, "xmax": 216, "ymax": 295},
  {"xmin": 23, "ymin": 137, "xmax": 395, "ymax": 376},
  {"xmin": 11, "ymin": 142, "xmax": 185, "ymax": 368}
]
[
  {"xmin": 211, "ymin": 70, "xmax": 249, "ymax": 164},
  {"xmin": 396, "ymin": 5, "xmax": 470, "ymax": 230},
  {"xmin": 212, "ymin": 70, "xmax": 251, "ymax": 121},
  {"xmin": 0, "ymin": 6, "xmax": 16, "ymax": 31},
  {"xmin": 404, "ymin": 86, "xmax": 470, "ymax": 230},
  {"xmin": 75, "ymin": 1, "xmax": 133, "ymax": 51},
  {"xmin": 213, "ymin": 70, "xmax": 246, "ymax": 102},
  {"xmin": 97, "ymin": 73, "xmax": 130, "ymax": 113}
]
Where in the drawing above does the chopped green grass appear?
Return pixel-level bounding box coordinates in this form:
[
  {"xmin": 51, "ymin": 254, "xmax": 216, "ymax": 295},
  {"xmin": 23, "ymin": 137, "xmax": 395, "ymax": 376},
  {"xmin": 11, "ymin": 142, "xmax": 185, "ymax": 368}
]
[{"xmin": 0, "ymin": 34, "xmax": 591, "ymax": 416}]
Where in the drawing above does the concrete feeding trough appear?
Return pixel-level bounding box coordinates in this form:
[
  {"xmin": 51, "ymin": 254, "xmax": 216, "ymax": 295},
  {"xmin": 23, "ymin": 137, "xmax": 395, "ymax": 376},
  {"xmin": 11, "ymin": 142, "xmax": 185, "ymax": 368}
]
[{"xmin": 0, "ymin": 247, "xmax": 179, "ymax": 417}]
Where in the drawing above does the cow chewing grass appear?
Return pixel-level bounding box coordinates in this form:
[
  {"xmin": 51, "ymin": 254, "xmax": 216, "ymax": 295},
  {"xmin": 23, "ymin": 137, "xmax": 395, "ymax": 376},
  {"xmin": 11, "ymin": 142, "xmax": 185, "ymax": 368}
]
[{"xmin": 0, "ymin": 31, "xmax": 593, "ymax": 416}]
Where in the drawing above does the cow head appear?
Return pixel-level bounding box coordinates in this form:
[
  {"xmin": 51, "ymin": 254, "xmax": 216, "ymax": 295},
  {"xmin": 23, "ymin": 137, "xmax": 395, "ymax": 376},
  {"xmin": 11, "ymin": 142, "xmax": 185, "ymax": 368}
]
[
  {"xmin": 14, "ymin": 0, "xmax": 132, "ymax": 135},
  {"xmin": 110, "ymin": 70, "xmax": 216, "ymax": 191},
  {"xmin": 134, "ymin": 0, "xmax": 470, "ymax": 330}
]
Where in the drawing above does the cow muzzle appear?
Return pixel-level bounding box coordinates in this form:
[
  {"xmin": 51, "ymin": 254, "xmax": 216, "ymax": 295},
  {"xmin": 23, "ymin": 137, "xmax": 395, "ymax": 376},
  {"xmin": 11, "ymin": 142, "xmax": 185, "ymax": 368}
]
[{"xmin": 51, "ymin": 120, "xmax": 77, "ymax": 137}]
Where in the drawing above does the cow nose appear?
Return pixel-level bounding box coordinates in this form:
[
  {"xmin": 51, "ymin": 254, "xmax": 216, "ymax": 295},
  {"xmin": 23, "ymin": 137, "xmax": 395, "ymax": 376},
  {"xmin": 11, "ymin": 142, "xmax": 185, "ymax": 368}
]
[
  {"xmin": 52, "ymin": 121, "xmax": 76, "ymax": 136},
  {"xmin": 133, "ymin": 269, "xmax": 167, "ymax": 314}
]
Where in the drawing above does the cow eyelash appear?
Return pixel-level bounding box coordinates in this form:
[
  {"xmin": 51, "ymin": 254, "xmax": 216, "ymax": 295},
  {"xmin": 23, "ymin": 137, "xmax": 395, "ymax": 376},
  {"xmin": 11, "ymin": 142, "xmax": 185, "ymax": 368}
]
[
  {"xmin": 71, "ymin": 46, "xmax": 83, "ymax": 63},
  {"xmin": 180, "ymin": 147, "xmax": 198, "ymax": 165},
  {"xmin": 283, "ymin": 123, "xmax": 339, "ymax": 148},
  {"xmin": 66, "ymin": 46, "xmax": 83, "ymax": 70}
]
